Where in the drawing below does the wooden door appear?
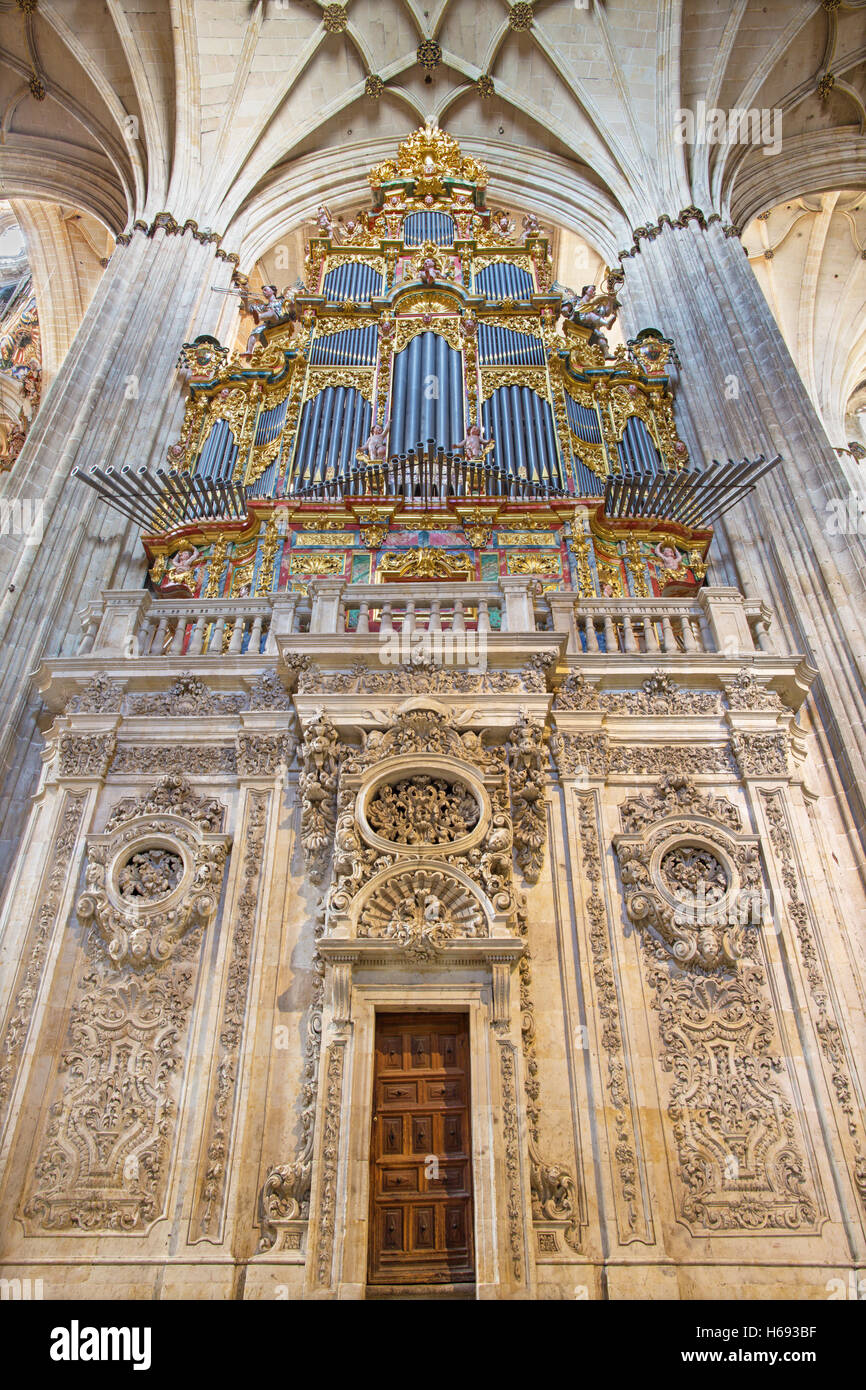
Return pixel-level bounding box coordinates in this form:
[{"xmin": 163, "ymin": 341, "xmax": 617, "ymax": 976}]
[{"xmin": 368, "ymin": 1013, "xmax": 474, "ymax": 1285}]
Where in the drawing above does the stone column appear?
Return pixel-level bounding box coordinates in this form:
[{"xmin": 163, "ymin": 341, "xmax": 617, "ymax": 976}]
[
  {"xmin": 619, "ymin": 219, "xmax": 866, "ymax": 857},
  {"xmin": 0, "ymin": 228, "xmax": 234, "ymax": 883}
]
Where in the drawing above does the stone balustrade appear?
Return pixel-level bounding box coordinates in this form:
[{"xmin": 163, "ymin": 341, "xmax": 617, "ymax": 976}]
[{"xmin": 74, "ymin": 580, "xmax": 778, "ymax": 661}]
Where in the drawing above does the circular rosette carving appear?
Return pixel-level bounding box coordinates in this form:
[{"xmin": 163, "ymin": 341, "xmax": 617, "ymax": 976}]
[
  {"xmin": 117, "ymin": 847, "xmax": 184, "ymax": 902},
  {"xmin": 355, "ymin": 866, "xmax": 489, "ymax": 957},
  {"xmin": 659, "ymin": 845, "xmax": 729, "ymax": 909},
  {"xmin": 366, "ymin": 774, "xmax": 480, "ymax": 846},
  {"xmin": 76, "ymin": 815, "xmax": 230, "ymax": 970},
  {"xmin": 357, "ymin": 758, "xmax": 490, "ymax": 857}
]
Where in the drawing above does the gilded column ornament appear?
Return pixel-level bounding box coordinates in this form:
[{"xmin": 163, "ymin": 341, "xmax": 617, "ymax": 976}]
[
  {"xmin": 625, "ymin": 536, "xmax": 649, "ymax": 598},
  {"xmin": 255, "ymin": 513, "xmax": 282, "ymax": 595},
  {"xmin": 204, "ymin": 536, "xmax": 229, "ymax": 598},
  {"xmin": 569, "ymin": 511, "xmax": 595, "ymax": 596}
]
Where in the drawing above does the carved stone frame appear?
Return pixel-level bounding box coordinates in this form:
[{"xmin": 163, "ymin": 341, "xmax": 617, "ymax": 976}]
[{"xmin": 304, "ymin": 977, "xmax": 532, "ymax": 1300}]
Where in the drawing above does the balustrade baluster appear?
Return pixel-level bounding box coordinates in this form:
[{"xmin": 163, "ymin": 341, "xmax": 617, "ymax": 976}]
[
  {"xmin": 583, "ymin": 612, "xmax": 600, "ymax": 652},
  {"xmin": 478, "ymin": 599, "xmax": 490, "ymax": 633},
  {"xmin": 152, "ymin": 613, "xmax": 169, "ymax": 653},
  {"xmin": 228, "ymin": 614, "xmax": 245, "ymax": 653},
  {"xmin": 603, "ymin": 613, "xmax": 616, "ymax": 653},
  {"xmin": 136, "ymin": 618, "xmax": 154, "ymax": 657},
  {"xmin": 681, "ymin": 614, "xmax": 699, "ymax": 652},
  {"xmin": 660, "ymin": 614, "xmax": 677, "ymax": 652},
  {"xmin": 622, "ymin": 614, "xmax": 637, "ymax": 653},
  {"xmin": 77, "ymin": 617, "xmax": 98, "ymax": 655},
  {"xmin": 188, "ymin": 613, "xmax": 207, "ymax": 656},
  {"xmin": 643, "ymin": 613, "xmax": 660, "ymax": 652},
  {"xmin": 249, "ymin": 614, "xmax": 263, "ymax": 653},
  {"xmin": 357, "ymin": 600, "xmax": 370, "ymax": 634},
  {"xmin": 211, "ymin": 614, "xmax": 226, "ymax": 654},
  {"xmin": 380, "ymin": 602, "xmax": 393, "ymax": 635},
  {"xmin": 453, "ymin": 598, "xmax": 466, "ymax": 634},
  {"xmin": 404, "ymin": 599, "xmax": 415, "ymax": 636},
  {"xmin": 429, "ymin": 597, "xmax": 441, "ymax": 632},
  {"xmin": 169, "ymin": 616, "xmax": 187, "ymax": 654}
]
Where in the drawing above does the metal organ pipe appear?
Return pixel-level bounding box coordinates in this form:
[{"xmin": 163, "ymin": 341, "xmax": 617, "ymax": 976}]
[{"xmin": 325, "ymin": 386, "xmax": 345, "ymax": 479}]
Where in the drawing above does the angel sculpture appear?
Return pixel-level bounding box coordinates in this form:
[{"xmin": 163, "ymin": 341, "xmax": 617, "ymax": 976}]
[
  {"xmin": 241, "ymin": 283, "xmax": 283, "ymax": 353},
  {"xmin": 573, "ymin": 284, "xmax": 620, "ymax": 353},
  {"xmin": 419, "ymin": 256, "xmax": 438, "ymax": 286},
  {"xmin": 460, "ymin": 422, "xmax": 493, "ymax": 460},
  {"xmin": 362, "ymin": 420, "xmax": 390, "ymax": 461},
  {"xmin": 315, "ymin": 205, "xmax": 334, "ymax": 236},
  {"xmin": 522, "ymin": 212, "xmax": 541, "ymax": 238},
  {"xmin": 491, "ymin": 209, "xmax": 514, "ymax": 238}
]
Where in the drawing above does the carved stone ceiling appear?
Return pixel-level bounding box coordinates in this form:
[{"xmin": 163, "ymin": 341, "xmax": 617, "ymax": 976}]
[{"xmin": 0, "ymin": 0, "xmax": 863, "ymax": 268}]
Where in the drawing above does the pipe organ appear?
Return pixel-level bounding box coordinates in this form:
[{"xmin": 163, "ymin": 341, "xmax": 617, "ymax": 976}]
[{"xmin": 131, "ymin": 126, "xmax": 728, "ymax": 601}]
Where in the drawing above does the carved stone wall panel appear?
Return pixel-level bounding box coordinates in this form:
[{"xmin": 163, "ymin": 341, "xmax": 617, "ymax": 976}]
[
  {"xmin": 58, "ymin": 733, "xmax": 116, "ymax": 779},
  {"xmin": 758, "ymin": 787, "xmax": 866, "ymax": 1215},
  {"xmin": 613, "ymin": 778, "xmax": 824, "ymax": 1236},
  {"xmin": 551, "ymin": 732, "xmax": 734, "ymax": 779},
  {"xmin": 19, "ymin": 777, "xmax": 231, "ymax": 1235},
  {"xmin": 191, "ymin": 789, "xmax": 272, "ymax": 1243},
  {"xmin": 0, "ymin": 792, "xmax": 89, "ymax": 1145},
  {"xmin": 298, "ymin": 710, "xmax": 341, "ymax": 882},
  {"xmin": 498, "ymin": 1041, "xmax": 525, "ymax": 1284},
  {"xmin": 21, "ymin": 922, "xmax": 207, "ymax": 1234}
]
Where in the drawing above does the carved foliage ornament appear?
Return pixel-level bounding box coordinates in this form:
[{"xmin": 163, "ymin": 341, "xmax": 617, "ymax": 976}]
[
  {"xmin": 506, "ymin": 709, "xmax": 548, "ymax": 883},
  {"xmin": 554, "ymin": 670, "xmax": 720, "ymax": 715},
  {"xmin": 366, "ymin": 774, "xmax": 480, "ymax": 846},
  {"xmin": 342, "ymin": 706, "xmax": 500, "ymax": 775},
  {"xmin": 127, "ymin": 673, "xmax": 247, "ymax": 716},
  {"xmin": 298, "ymin": 709, "xmax": 341, "ymax": 882}
]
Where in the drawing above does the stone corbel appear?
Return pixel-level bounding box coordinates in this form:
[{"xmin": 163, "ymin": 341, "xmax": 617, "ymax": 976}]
[{"xmin": 329, "ymin": 952, "xmax": 356, "ymax": 1028}]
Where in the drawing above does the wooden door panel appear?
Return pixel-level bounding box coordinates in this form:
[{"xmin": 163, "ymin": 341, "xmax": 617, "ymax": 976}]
[{"xmin": 368, "ymin": 1013, "xmax": 474, "ymax": 1285}]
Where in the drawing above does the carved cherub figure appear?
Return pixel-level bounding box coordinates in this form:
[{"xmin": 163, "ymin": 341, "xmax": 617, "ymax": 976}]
[
  {"xmin": 460, "ymin": 422, "xmax": 491, "ymax": 459},
  {"xmin": 363, "ymin": 420, "xmax": 390, "ymax": 460}
]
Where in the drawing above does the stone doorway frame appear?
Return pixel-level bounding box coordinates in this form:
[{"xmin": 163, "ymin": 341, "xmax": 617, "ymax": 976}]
[{"xmin": 305, "ymin": 967, "xmax": 532, "ymax": 1300}]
